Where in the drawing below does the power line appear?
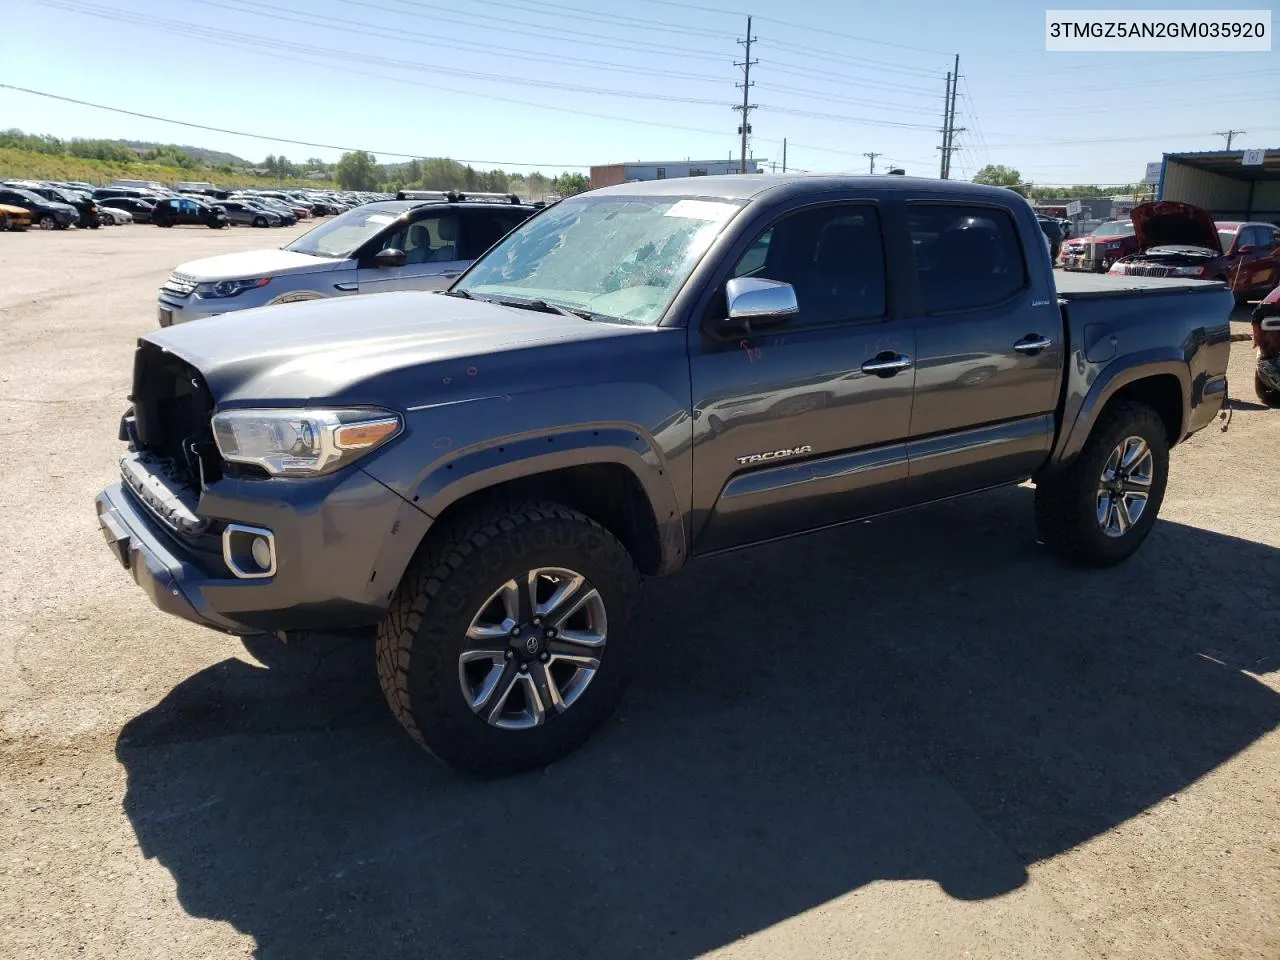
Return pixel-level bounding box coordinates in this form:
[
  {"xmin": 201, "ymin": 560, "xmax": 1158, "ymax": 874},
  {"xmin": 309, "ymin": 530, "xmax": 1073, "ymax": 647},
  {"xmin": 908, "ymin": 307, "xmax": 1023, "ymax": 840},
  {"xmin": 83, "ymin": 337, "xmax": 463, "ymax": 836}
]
[
  {"xmin": 0, "ymin": 82, "xmax": 592, "ymax": 168},
  {"xmin": 1215, "ymin": 129, "xmax": 1246, "ymax": 149},
  {"xmin": 734, "ymin": 15, "xmax": 758, "ymax": 174}
]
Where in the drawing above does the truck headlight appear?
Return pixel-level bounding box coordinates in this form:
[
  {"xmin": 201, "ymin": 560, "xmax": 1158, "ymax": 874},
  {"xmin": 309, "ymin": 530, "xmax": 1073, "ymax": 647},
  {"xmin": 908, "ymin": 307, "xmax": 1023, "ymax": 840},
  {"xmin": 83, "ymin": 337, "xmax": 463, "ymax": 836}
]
[
  {"xmin": 1168, "ymin": 266, "xmax": 1206, "ymax": 277},
  {"xmin": 212, "ymin": 408, "xmax": 402, "ymax": 476},
  {"xmin": 196, "ymin": 277, "xmax": 271, "ymax": 299}
]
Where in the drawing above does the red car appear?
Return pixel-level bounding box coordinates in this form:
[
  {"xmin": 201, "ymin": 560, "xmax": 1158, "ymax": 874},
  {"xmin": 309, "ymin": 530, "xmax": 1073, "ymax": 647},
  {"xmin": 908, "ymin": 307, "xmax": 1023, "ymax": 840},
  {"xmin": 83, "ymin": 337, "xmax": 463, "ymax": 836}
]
[
  {"xmin": 1060, "ymin": 219, "xmax": 1139, "ymax": 272},
  {"xmin": 1108, "ymin": 201, "xmax": 1280, "ymax": 303}
]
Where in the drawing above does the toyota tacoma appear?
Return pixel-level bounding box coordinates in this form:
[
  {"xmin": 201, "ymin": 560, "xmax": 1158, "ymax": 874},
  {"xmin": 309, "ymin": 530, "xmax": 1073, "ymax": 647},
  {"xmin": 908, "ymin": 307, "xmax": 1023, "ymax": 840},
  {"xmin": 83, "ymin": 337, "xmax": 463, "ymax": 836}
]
[{"xmin": 96, "ymin": 175, "xmax": 1234, "ymax": 775}]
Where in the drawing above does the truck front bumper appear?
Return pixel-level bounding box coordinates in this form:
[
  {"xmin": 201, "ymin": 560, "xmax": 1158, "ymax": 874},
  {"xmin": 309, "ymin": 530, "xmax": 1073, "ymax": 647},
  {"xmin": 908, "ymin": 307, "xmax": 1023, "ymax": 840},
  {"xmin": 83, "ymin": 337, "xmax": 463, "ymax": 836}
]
[{"xmin": 95, "ymin": 467, "xmax": 433, "ymax": 635}]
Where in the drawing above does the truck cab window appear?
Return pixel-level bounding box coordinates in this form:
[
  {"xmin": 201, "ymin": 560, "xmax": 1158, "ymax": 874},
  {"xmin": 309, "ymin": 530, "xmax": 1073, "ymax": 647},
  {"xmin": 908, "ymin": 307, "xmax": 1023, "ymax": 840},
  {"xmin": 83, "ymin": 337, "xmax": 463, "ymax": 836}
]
[
  {"xmin": 908, "ymin": 205, "xmax": 1027, "ymax": 313},
  {"xmin": 731, "ymin": 205, "xmax": 886, "ymax": 327}
]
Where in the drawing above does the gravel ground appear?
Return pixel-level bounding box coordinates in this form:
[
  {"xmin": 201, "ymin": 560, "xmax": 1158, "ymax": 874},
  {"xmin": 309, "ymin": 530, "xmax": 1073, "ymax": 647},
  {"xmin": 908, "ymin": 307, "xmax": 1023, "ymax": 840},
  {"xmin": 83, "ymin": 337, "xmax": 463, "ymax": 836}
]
[{"xmin": 1, "ymin": 224, "xmax": 1278, "ymax": 960}]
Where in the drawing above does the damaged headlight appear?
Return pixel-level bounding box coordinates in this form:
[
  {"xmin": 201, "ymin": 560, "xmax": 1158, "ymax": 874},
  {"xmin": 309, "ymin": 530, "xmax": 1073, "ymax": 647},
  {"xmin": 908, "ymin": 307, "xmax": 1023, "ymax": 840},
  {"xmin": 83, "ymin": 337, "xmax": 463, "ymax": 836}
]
[
  {"xmin": 212, "ymin": 407, "xmax": 402, "ymax": 476},
  {"xmin": 1168, "ymin": 266, "xmax": 1206, "ymax": 277}
]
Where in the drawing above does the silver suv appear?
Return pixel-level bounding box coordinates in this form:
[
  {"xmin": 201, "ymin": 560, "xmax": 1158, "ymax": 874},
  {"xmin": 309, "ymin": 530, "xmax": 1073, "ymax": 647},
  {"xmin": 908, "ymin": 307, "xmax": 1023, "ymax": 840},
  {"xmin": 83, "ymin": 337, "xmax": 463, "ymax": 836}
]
[{"xmin": 156, "ymin": 195, "xmax": 539, "ymax": 327}]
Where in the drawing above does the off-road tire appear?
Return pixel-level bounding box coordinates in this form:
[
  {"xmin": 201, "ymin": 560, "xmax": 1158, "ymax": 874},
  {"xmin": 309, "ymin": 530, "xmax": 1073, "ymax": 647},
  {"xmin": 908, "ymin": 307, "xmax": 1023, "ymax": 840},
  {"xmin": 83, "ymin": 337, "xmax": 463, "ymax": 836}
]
[
  {"xmin": 1256, "ymin": 371, "xmax": 1280, "ymax": 407},
  {"xmin": 376, "ymin": 500, "xmax": 643, "ymax": 776},
  {"xmin": 1034, "ymin": 400, "xmax": 1170, "ymax": 567}
]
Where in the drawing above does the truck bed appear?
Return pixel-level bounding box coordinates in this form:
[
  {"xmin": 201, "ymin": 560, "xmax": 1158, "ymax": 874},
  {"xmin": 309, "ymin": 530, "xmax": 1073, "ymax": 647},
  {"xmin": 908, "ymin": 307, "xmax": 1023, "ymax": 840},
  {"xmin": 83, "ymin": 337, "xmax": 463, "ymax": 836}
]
[{"xmin": 1054, "ymin": 271, "xmax": 1226, "ymax": 300}]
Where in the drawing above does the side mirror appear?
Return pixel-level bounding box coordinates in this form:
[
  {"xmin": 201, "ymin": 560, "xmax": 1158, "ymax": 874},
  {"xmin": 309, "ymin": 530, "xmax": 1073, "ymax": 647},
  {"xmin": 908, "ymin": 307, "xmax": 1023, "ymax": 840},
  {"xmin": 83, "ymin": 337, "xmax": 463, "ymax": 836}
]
[
  {"xmin": 375, "ymin": 248, "xmax": 407, "ymax": 268},
  {"xmin": 1237, "ymin": 245, "xmax": 1256, "ymax": 256},
  {"xmin": 713, "ymin": 277, "xmax": 798, "ymax": 337}
]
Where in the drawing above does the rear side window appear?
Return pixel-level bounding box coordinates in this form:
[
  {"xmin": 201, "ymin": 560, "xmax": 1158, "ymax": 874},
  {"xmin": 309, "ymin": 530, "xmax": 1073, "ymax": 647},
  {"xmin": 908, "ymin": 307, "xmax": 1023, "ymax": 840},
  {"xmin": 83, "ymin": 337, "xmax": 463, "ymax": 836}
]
[
  {"xmin": 908, "ymin": 204, "xmax": 1028, "ymax": 313},
  {"xmin": 463, "ymin": 210, "xmax": 527, "ymax": 260}
]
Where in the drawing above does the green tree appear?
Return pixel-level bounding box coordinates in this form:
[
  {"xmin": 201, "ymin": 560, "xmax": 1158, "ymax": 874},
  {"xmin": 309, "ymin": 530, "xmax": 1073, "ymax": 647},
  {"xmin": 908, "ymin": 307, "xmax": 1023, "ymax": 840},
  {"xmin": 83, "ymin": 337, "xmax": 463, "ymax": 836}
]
[
  {"xmin": 551, "ymin": 172, "xmax": 589, "ymax": 196},
  {"xmin": 335, "ymin": 150, "xmax": 379, "ymax": 190},
  {"xmin": 971, "ymin": 164, "xmax": 1023, "ymax": 188}
]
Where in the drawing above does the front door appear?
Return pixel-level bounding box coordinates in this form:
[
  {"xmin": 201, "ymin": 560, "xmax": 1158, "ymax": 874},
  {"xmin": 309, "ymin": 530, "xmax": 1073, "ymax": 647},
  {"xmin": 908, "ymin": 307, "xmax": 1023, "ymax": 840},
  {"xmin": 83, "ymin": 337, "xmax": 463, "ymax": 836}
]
[
  {"xmin": 357, "ymin": 211, "xmax": 467, "ymax": 293},
  {"xmin": 689, "ymin": 201, "xmax": 917, "ymax": 554},
  {"xmin": 903, "ymin": 202, "xmax": 1063, "ymax": 503},
  {"xmin": 1232, "ymin": 226, "xmax": 1280, "ymax": 297}
]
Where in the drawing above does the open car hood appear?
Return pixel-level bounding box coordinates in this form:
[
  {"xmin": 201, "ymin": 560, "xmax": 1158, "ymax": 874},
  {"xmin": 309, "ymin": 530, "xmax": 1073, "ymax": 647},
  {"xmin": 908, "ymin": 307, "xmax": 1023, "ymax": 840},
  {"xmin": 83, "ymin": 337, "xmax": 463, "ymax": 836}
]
[{"xmin": 1130, "ymin": 201, "xmax": 1221, "ymax": 255}]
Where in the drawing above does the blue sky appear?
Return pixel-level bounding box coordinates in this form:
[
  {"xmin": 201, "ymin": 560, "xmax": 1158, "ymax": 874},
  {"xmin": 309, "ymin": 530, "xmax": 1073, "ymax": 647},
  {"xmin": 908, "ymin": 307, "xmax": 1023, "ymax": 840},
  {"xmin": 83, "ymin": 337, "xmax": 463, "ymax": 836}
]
[{"xmin": 2, "ymin": 0, "xmax": 1276, "ymax": 184}]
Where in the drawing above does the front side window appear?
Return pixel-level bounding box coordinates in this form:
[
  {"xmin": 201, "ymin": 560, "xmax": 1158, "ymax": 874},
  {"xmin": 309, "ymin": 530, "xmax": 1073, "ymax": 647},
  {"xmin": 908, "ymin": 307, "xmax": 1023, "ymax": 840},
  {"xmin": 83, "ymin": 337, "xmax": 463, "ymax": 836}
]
[
  {"xmin": 379, "ymin": 214, "xmax": 460, "ymax": 264},
  {"xmin": 908, "ymin": 204, "xmax": 1028, "ymax": 313},
  {"xmin": 729, "ymin": 205, "xmax": 887, "ymax": 327},
  {"xmin": 456, "ymin": 194, "xmax": 743, "ymax": 325},
  {"xmin": 287, "ymin": 206, "xmax": 412, "ymax": 259}
]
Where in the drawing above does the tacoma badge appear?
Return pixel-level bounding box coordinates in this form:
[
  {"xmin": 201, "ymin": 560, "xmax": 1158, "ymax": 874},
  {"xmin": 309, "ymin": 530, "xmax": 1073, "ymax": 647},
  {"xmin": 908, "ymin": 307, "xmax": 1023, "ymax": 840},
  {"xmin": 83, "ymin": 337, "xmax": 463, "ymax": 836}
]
[{"xmin": 735, "ymin": 445, "xmax": 813, "ymax": 465}]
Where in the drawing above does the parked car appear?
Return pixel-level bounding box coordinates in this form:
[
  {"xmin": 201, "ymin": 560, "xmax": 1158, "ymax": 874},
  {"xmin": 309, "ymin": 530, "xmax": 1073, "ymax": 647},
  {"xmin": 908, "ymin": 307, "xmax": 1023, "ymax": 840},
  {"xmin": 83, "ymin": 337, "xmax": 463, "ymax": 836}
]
[
  {"xmin": 24, "ymin": 185, "xmax": 99, "ymax": 228},
  {"xmin": 1061, "ymin": 220, "xmax": 1139, "ymax": 272},
  {"xmin": 1108, "ymin": 202, "xmax": 1280, "ymax": 303},
  {"xmin": 0, "ymin": 187, "xmax": 78, "ymax": 230},
  {"xmin": 98, "ymin": 196, "xmax": 155, "ymax": 223},
  {"xmin": 216, "ymin": 199, "xmax": 284, "ymax": 228},
  {"xmin": 1250, "ymin": 284, "xmax": 1280, "ymax": 406},
  {"xmin": 155, "ymin": 196, "xmax": 537, "ymax": 326},
  {"xmin": 100, "ymin": 175, "xmax": 1233, "ymax": 775},
  {"xmin": 1036, "ymin": 215, "xmax": 1063, "ymax": 261},
  {"xmin": 0, "ymin": 202, "xmax": 33, "ymax": 231},
  {"xmin": 97, "ymin": 205, "xmax": 134, "ymax": 226},
  {"xmin": 151, "ymin": 196, "xmax": 228, "ymax": 229}
]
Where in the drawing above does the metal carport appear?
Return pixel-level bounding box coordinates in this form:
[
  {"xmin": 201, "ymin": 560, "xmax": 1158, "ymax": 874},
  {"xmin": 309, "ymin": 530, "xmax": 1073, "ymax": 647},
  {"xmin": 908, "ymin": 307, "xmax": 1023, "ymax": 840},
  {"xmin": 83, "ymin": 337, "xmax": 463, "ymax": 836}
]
[{"xmin": 1157, "ymin": 149, "xmax": 1280, "ymax": 223}]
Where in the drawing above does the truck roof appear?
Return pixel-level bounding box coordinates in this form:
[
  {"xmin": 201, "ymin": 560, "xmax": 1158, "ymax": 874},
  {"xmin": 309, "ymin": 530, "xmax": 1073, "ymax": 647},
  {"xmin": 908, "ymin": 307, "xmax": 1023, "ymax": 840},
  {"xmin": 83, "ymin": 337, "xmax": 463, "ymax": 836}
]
[{"xmin": 587, "ymin": 174, "xmax": 1025, "ymax": 204}]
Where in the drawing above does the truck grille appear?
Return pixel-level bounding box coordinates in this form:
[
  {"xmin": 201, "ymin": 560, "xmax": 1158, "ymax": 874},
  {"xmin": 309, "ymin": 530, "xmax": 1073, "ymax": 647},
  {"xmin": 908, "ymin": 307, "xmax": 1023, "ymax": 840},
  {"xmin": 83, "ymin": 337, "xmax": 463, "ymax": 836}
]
[
  {"xmin": 1125, "ymin": 265, "xmax": 1173, "ymax": 278},
  {"xmin": 162, "ymin": 272, "xmax": 198, "ymax": 297}
]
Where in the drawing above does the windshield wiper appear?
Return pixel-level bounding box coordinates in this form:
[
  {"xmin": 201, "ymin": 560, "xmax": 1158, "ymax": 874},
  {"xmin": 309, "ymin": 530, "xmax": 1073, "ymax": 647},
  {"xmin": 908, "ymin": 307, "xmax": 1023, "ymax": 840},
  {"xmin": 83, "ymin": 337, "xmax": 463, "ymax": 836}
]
[
  {"xmin": 488, "ymin": 296, "xmax": 593, "ymax": 321},
  {"xmin": 439, "ymin": 289, "xmax": 472, "ymax": 299}
]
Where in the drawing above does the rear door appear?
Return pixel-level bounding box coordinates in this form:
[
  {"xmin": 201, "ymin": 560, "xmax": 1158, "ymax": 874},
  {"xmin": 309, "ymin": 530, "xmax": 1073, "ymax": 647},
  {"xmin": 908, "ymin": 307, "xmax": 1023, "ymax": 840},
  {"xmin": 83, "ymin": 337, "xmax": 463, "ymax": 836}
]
[
  {"xmin": 689, "ymin": 199, "xmax": 917, "ymax": 554},
  {"xmin": 903, "ymin": 202, "xmax": 1063, "ymax": 503},
  {"xmin": 356, "ymin": 209, "xmax": 465, "ymax": 293}
]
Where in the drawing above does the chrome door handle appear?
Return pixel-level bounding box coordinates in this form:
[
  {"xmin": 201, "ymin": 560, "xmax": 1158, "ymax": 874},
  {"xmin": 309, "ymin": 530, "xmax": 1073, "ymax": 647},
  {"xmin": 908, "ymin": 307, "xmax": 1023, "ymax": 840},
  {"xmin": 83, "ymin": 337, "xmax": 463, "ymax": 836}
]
[
  {"xmin": 1013, "ymin": 335, "xmax": 1053, "ymax": 353},
  {"xmin": 860, "ymin": 354, "xmax": 913, "ymax": 375}
]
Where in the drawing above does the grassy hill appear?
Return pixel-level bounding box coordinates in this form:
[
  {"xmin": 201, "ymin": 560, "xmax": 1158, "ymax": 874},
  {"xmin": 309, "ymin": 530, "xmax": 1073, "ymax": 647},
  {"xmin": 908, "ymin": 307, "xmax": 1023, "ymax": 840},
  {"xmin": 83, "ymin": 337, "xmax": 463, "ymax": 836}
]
[{"xmin": 0, "ymin": 147, "xmax": 337, "ymax": 189}]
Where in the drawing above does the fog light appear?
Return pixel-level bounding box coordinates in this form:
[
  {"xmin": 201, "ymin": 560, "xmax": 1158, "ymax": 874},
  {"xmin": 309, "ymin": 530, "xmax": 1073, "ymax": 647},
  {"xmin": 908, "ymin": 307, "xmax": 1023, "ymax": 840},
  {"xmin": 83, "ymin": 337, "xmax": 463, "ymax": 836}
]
[{"xmin": 251, "ymin": 536, "xmax": 273, "ymax": 571}]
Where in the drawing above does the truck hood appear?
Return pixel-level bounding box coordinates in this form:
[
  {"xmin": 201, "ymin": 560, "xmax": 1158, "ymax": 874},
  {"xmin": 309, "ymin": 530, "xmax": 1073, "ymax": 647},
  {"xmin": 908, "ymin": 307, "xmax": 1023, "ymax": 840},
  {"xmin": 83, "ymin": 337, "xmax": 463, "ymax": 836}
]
[
  {"xmin": 1130, "ymin": 200, "xmax": 1221, "ymax": 255},
  {"xmin": 172, "ymin": 248, "xmax": 349, "ymax": 282},
  {"xmin": 143, "ymin": 290, "xmax": 649, "ymax": 404}
]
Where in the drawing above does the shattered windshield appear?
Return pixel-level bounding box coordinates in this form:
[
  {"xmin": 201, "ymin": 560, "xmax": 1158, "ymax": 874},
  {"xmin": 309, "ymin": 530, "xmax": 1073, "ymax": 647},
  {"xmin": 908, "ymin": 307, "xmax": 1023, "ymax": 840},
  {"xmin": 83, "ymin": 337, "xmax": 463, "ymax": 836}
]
[{"xmin": 456, "ymin": 194, "xmax": 744, "ymax": 325}]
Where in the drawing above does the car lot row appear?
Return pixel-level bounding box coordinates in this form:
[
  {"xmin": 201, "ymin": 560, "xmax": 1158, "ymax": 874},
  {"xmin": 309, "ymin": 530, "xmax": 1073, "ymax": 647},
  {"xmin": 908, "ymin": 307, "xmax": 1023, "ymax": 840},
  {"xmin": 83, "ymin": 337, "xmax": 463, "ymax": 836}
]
[{"xmin": 0, "ymin": 176, "xmax": 388, "ymax": 231}]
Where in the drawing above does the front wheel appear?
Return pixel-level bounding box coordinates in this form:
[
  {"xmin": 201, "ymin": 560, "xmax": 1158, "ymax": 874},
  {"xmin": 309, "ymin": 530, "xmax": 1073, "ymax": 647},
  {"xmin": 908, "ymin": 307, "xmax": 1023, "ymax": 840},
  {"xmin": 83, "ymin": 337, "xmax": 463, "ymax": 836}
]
[
  {"xmin": 376, "ymin": 500, "xmax": 642, "ymax": 776},
  {"xmin": 0, "ymin": 214, "xmax": 8, "ymax": 232},
  {"xmin": 38, "ymin": 214, "xmax": 56, "ymax": 230},
  {"xmin": 253, "ymin": 216, "xmax": 267, "ymax": 228},
  {"xmin": 1034, "ymin": 400, "xmax": 1170, "ymax": 567}
]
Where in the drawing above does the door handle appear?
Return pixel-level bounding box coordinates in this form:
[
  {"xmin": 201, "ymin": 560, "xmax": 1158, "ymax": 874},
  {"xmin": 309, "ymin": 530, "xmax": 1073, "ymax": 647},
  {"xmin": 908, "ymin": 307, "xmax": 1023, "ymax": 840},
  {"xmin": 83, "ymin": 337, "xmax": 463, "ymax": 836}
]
[
  {"xmin": 1013, "ymin": 334, "xmax": 1053, "ymax": 354},
  {"xmin": 860, "ymin": 353, "xmax": 913, "ymax": 376},
  {"xmin": 333, "ymin": 281, "xmax": 358, "ymax": 291}
]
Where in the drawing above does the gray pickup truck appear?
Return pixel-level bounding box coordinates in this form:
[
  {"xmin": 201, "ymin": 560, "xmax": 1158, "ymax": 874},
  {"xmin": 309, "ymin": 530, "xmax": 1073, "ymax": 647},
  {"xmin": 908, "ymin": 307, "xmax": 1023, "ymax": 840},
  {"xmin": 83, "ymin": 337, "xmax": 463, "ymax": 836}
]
[{"xmin": 96, "ymin": 175, "xmax": 1233, "ymax": 775}]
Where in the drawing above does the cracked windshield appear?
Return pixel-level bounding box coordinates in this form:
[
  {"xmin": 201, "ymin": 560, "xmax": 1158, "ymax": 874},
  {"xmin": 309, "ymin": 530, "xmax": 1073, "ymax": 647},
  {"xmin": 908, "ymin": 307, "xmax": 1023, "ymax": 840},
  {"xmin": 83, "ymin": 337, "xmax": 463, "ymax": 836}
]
[{"xmin": 457, "ymin": 195, "xmax": 743, "ymax": 324}]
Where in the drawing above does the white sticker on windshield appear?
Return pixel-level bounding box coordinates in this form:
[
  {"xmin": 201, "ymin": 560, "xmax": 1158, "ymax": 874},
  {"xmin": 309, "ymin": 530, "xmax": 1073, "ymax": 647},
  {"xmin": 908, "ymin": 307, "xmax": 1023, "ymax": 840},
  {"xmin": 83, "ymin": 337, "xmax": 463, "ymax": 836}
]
[
  {"xmin": 663, "ymin": 199, "xmax": 737, "ymax": 222},
  {"xmin": 364, "ymin": 214, "xmax": 396, "ymax": 225}
]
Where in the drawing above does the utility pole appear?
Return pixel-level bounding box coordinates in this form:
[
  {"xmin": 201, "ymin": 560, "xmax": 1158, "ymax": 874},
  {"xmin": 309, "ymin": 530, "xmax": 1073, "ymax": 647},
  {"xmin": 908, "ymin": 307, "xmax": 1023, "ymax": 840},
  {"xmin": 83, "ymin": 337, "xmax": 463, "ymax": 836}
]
[
  {"xmin": 734, "ymin": 16, "xmax": 758, "ymax": 174},
  {"xmin": 937, "ymin": 55, "xmax": 965, "ymax": 179},
  {"xmin": 863, "ymin": 151, "xmax": 882, "ymax": 175},
  {"xmin": 1214, "ymin": 129, "xmax": 1246, "ymax": 149},
  {"xmin": 782, "ymin": 138, "xmax": 787, "ymax": 173}
]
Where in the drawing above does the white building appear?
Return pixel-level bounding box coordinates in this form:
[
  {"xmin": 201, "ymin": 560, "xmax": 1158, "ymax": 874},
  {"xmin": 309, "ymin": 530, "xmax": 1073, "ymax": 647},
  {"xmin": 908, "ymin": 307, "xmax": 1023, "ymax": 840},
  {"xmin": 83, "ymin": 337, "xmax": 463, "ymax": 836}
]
[{"xmin": 590, "ymin": 159, "xmax": 762, "ymax": 190}]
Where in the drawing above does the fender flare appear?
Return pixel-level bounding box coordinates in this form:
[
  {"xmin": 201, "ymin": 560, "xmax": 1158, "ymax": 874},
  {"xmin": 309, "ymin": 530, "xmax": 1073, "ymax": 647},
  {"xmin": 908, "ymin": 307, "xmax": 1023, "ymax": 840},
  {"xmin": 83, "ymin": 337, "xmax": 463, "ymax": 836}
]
[
  {"xmin": 1051, "ymin": 352, "xmax": 1190, "ymax": 470},
  {"xmin": 411, "ymin": 425, "xmax": 687, "ymax": 574}
]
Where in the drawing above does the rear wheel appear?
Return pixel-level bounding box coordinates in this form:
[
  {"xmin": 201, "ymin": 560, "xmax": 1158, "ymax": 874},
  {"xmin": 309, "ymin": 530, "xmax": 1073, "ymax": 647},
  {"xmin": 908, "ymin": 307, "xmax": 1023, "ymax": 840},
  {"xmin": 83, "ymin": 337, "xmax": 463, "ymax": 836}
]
[
  {"xmin": 1255, "ymin": 371, "xmax": 1280, "ymax": 407},
  {"xmin": 253, "ymin": 216, "xmax": 268, "ymax": 228},
  {"xmin": 376, "ymin": 500, "xmax": 642, "ymax": 776},
  {"xmin": 38, "ymin": 214, "xmax": 56, "ymax": 230},
  {"xmin": 1035, "ymin": 400, "xmax": 1170, "ymax": 567}
]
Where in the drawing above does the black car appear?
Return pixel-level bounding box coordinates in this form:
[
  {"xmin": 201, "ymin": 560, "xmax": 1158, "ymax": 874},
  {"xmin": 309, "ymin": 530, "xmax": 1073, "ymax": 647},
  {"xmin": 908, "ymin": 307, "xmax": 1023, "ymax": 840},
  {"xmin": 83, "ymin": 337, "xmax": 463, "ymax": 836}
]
[
  {"xmin": 98, "ymin": 196, "xmax": 156, "ymax": 223},
  {"xmin": 0, "ymin": 187, "xmax": 78, "ymax": 230},
  {"xmin": 152, "ymin": 197, "xmax": 228, "ymax": 229},
  {"xmin": 28, "ymin": 186, "xmax": 99, "ymax": 228},
  {"xmin": 1037, "ymin": 216, "xmax": 1064, "ymax": 261}
]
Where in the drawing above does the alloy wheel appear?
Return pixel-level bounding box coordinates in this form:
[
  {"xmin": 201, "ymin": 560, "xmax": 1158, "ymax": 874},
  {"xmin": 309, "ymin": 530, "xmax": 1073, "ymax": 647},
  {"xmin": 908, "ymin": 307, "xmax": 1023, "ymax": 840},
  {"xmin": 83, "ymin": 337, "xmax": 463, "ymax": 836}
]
[
  {"xmin": 458, "ymin": 567, "xmax": 607, "ymax": 730},
  {"xmin": 1095, "ymin": 436, "xmax": 1154, "ymax": 538}
]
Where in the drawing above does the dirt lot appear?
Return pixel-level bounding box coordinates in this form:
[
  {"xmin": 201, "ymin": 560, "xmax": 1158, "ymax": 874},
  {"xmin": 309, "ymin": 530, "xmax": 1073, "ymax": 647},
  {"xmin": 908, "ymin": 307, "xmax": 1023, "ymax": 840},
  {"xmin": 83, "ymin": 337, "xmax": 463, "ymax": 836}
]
[{"xmin": 1, "ymin": 224, "xmax": 1278, "ymax": 960}]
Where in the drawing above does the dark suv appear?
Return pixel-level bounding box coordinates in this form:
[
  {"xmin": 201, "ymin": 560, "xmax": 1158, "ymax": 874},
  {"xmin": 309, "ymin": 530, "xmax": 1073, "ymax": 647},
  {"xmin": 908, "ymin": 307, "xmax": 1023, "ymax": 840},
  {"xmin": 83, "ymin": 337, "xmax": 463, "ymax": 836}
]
[
  {"xmin": 152, "ymin": 197, "xmax": 228, "ymax": 229},
  {"xmin": 25, "ymin": 185, "xmax": 100, "ymax": 228},
  {"xmin": 0, "ymin": 187, "xmax": 78, "ymax": 230}
]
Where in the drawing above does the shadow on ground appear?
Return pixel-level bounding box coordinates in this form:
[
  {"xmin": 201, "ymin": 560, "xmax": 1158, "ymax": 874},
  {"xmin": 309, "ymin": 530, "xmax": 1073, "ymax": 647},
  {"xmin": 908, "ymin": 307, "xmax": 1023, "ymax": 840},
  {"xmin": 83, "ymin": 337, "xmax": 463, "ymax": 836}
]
[{"xmin": 116, "ymin": 487, "xmax": 1280, "ymax": 959}]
